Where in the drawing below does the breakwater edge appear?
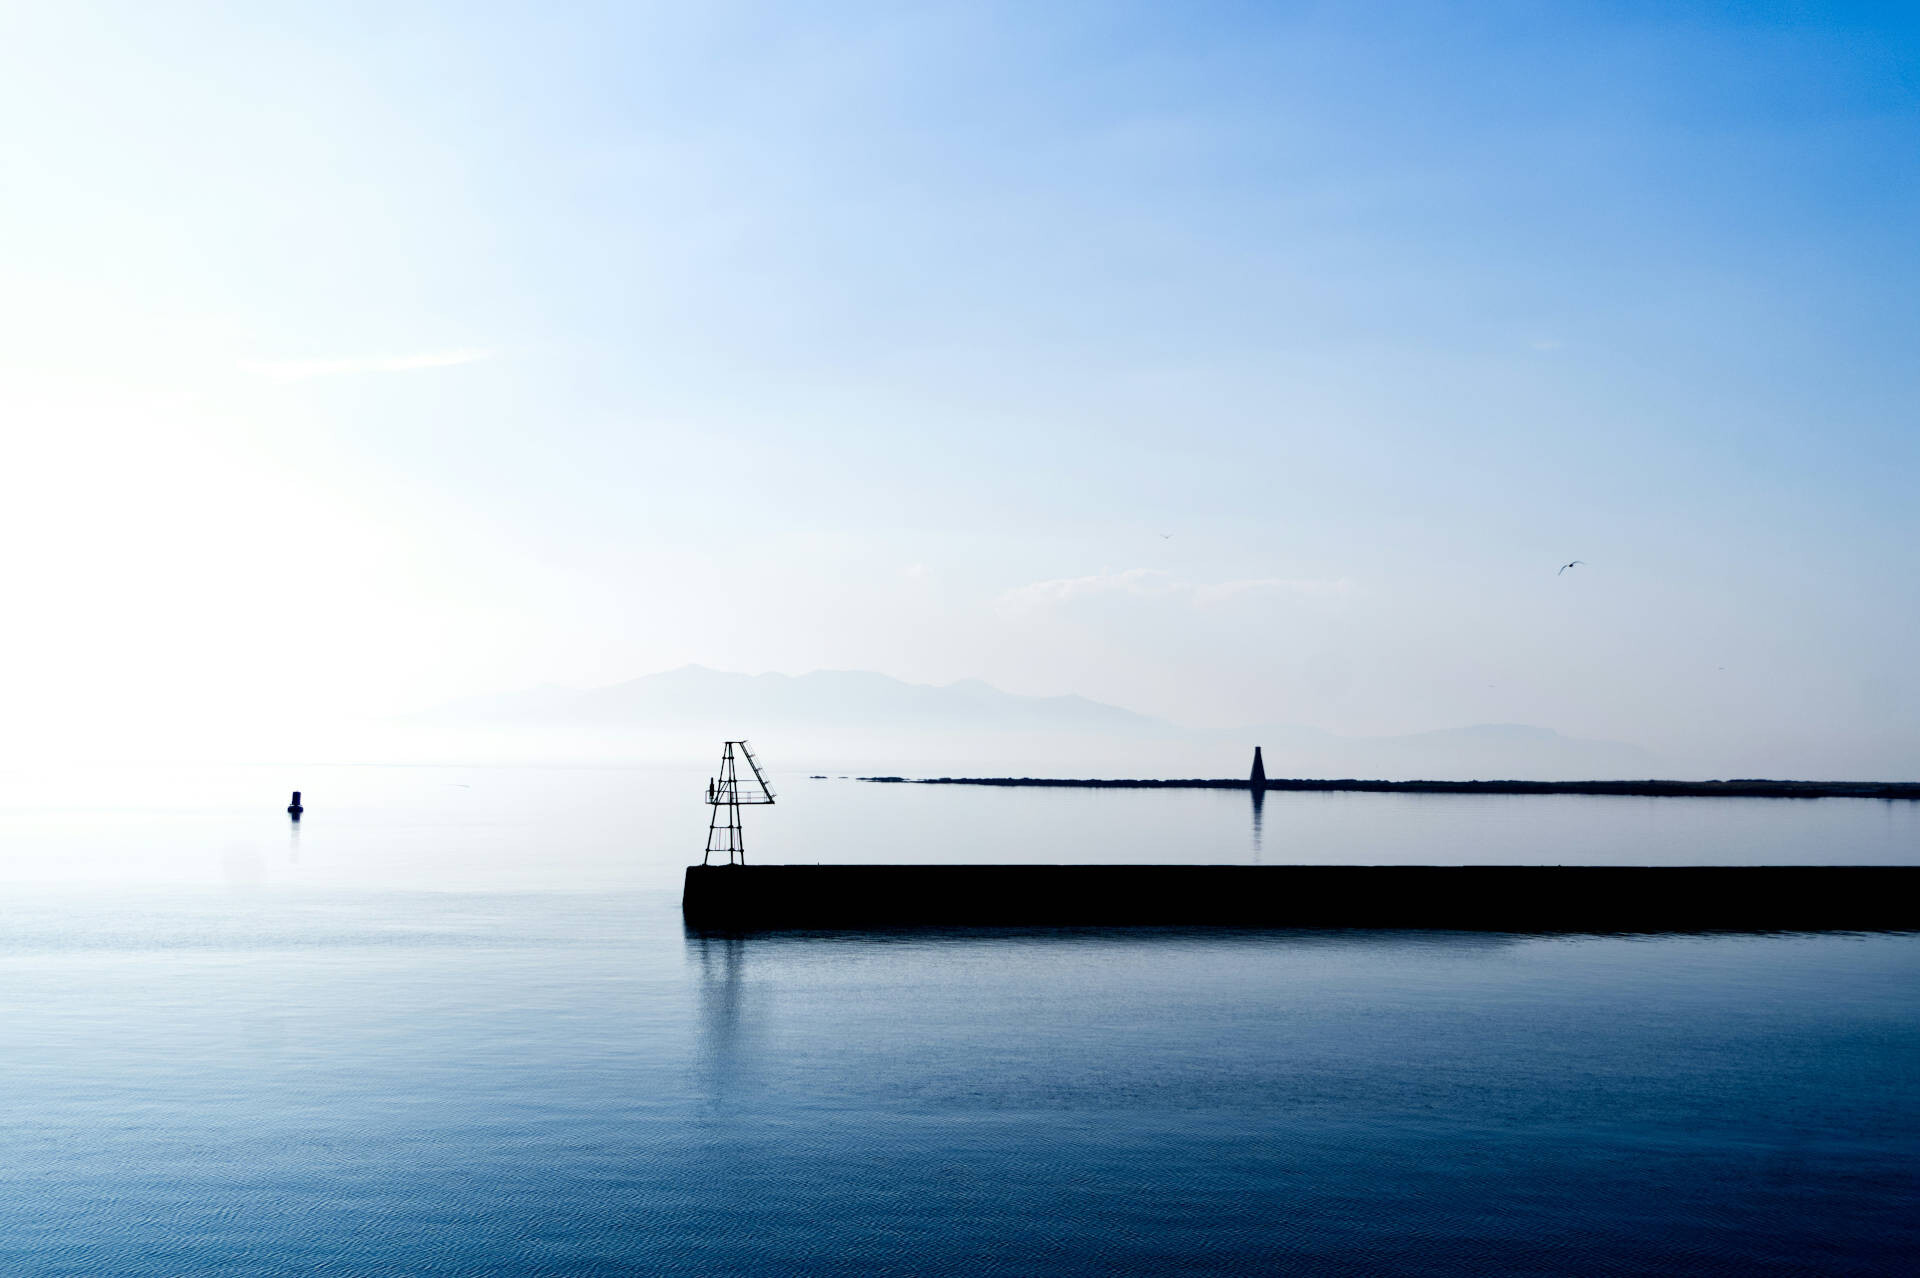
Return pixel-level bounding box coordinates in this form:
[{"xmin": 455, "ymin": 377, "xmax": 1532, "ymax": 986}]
[{"xmin": 683, "ymin": 864, "xmax": 1920, "ymax": 931}]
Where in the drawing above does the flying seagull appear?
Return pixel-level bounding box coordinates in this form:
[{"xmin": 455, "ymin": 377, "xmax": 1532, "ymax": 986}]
[{"xmin": 1558, "ymin": 560, "xmax": 1585, "ymax": 575}]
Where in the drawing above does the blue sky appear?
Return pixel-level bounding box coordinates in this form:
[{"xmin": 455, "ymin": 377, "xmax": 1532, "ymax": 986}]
[{"xmin": 2, "ymin": 2, "xmax": 1916, "ymax": 772}]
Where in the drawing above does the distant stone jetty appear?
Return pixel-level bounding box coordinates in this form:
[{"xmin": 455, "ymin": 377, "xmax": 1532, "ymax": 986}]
[{"xmin": 856, "ymin": 777, "xmax": 1920, "ymax": 800}]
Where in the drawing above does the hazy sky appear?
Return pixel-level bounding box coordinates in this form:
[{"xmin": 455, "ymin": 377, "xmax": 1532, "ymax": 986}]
[{"xmin": 3, "ymin": 2, "xmax": 1916, "ymax": 772}]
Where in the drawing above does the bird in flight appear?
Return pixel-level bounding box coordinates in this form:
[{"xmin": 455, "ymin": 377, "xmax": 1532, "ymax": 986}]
[
  {"xmin": 1558, "ymin": 560, "xmax": 1585, "ymax": 575},
  {"xmin": 1160, "ymin": 533, "xmax": 1173, "ymax": 539}
]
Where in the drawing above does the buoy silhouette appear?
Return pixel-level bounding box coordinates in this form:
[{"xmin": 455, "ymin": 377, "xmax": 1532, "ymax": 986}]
[{"xmin": 287, "ymin": 790, "xmax": 304, "ymax": 820}]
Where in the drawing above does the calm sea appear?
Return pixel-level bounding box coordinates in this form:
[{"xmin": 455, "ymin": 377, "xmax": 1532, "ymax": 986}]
[{"xmin": 0, "ymin": 765, "xmax": 1914, "ymax": 1276}]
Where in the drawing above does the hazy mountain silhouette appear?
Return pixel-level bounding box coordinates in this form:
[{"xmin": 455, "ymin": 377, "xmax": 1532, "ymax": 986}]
[
  {"xmin": 420, "ymin": 666, "xmax": 1657, "ymax": 779},
  {"xmin": 431, "ymin": 665, "xmax": 1173, "ymax": 735}
]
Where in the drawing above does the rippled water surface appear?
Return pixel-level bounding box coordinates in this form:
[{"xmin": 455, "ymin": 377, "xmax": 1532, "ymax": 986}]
[{"xmin": 0, "ymin": 765, "xmax": 1914, "ymax": 1275}]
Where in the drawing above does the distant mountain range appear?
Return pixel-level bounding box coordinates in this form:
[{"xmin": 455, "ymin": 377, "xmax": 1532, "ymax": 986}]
[
  {"xmin": 421, "ymin": 665, "xmax": 1658, "ymax": 780},
  {"xmin": 431, "ymin": 664, "xmax": 1169, "ymax": 736}
]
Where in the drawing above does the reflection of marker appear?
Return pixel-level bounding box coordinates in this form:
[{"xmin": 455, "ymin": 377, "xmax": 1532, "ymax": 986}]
[{"xmin": 287, "ymin": 790, "xmax": 304, "ymax": 820}]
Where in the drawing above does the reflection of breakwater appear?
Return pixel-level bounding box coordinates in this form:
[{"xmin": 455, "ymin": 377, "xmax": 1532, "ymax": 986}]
[{"xmin": 857, "ymin": 777, "xmax": 1920, "ymax": 800}]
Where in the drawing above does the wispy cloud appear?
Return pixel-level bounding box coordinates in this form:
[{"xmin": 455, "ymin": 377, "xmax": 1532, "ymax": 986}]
[
  {"xmin": 244, "ymin": 348, "xmax": 495, "ymax": 381},
  {"xmin": 1188, "ymin": 575, "xmax": 1352, "ymax": 605},
  {"xmin": 1001, "ymin": 569, "xmax": 1352, "ymax": 611},
  {"xmin": 1003, "ymin": 568, "xmax": 1166, "ymax": 607}
]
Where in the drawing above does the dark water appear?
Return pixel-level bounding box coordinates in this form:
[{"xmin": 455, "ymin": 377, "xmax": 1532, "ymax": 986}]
[{"xmin": 0, "ymin": 766, "xmax": 1914, "ymax": 1275}]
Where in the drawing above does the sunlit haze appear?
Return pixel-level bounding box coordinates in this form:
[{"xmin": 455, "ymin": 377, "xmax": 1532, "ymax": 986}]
[{"xmin": 4, "ymin": 3, "xmax": 1916, "ymax": 776}]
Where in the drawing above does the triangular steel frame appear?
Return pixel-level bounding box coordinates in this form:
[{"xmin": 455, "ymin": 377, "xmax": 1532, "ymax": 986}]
[{"xmin": 704, "ymin": 740, "xmax": 775, "ymax": 866}]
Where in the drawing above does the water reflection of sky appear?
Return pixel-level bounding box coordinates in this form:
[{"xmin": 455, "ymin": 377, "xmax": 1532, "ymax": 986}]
[
  {"xmin": 2, "ymin": 765, "xmax": 1914, "ymax": 895},
  {"xmin": 0, "ymin": 768, "xmax": 1911, "ymax": 1274}
]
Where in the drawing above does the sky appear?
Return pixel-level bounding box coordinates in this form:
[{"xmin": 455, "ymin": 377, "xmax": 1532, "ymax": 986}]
[{"xmin": 1, "ymin": 1, "xmax": 1916, "ymax": 774}]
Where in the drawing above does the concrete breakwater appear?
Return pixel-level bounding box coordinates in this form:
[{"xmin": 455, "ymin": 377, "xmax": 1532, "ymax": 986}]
[
  {"xmin": 682, "ymin": 864, "xmax": 1918, "ymax": 932},
  {"xmin": 856, "ymin": 777, "xmax": 1920, "ymax": 799}
]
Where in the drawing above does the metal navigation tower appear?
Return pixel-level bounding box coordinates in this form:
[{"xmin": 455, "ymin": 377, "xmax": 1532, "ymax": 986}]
[{"xmin": 704, "ymin": 740, "xmax": 776, "ymax": 865}]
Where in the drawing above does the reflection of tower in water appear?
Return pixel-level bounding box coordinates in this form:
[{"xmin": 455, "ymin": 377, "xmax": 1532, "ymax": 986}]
[
  {"xmin": 1249, "ymin": 745, "xmax": 1267, "ymax": 862},
  {"xmin": 692, "ymin": 934, "xmax": 748, "ymax": 1096}
]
